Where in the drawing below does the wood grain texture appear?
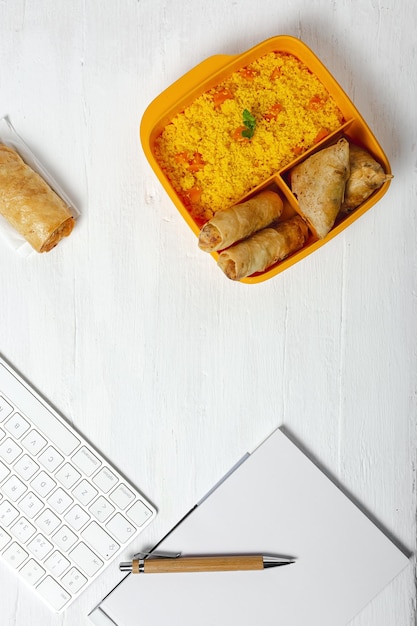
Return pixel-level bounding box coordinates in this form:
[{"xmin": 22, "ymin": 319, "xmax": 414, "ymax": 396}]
[
  {"xmin": 140, "ymin": 555, "xmax": 264, "ymax": 573},
  {"xmin": 0, "ymin": 0, "xmax": 416, "ymax": 624}
]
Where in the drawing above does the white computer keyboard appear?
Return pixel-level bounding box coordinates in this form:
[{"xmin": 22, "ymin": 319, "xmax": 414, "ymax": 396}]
[{"xmin": 0, "ymin": 355, "xmax": 156, "ymax": 612}]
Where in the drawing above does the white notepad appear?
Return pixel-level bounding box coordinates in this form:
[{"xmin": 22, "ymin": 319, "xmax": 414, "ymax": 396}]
[{"xmin": 89, "ymin": 428, "xmax": 409, "ymax": 626}]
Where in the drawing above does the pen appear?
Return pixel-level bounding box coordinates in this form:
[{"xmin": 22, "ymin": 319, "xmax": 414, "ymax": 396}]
[{"xmin": 119, "ymin": 553, "xmax": 295, "ymax": 574}]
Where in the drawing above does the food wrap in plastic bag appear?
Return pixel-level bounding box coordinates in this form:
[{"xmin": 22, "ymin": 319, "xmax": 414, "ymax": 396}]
[{"xmin": 0, "ymin": 117, "xmax": 79, "ymax": 256}]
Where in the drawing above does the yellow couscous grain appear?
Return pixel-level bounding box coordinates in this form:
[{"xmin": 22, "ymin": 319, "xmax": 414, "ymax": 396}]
[{"xmin": 154, "ymin": 52, "xmax": 344, "ymax": 225}]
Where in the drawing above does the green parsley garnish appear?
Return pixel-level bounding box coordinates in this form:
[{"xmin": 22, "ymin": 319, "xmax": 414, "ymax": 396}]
[{"xmin": 241, "ymin": 109, "xmax": 256, "ymax": 139}]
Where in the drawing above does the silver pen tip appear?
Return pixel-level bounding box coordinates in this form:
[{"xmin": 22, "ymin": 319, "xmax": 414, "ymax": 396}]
[
  {"xmin": 263, "ymin": 556, "xmax": 296, "ymax": 568},
  {"xmin": 119, "ymin": 562, "xmax": 133, "ymax": 572}
]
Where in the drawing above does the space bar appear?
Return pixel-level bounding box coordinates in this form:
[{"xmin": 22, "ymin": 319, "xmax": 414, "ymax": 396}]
[{"xmin": 0, "ymin": 363, "xmax": 80, "ymax": 456}]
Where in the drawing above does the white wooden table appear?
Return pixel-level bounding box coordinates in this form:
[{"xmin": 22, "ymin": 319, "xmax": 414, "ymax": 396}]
[{"xmin": 0, "ymin": 1, "xmax": 416, "ymax": 624}]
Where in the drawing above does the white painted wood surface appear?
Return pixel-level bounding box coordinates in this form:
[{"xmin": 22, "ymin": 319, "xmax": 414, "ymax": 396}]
[{"xmin": 0, "ymin": 1, "xmax": 415, "ymax": 624}]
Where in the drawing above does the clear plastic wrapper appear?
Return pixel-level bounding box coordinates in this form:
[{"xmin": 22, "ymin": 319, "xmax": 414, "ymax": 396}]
[{"xmin": 0, "ymin": 117, "xmax": 79, "ymax": 256}]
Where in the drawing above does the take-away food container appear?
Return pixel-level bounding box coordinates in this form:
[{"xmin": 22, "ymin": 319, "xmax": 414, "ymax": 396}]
[{"xmin": 140, "ymin": 35, "xmax": 392, "ymax": 283}]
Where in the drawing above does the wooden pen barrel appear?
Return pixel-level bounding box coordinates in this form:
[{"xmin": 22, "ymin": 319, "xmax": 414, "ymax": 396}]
[{"xmin": 133, "ymin": 555, "xmax": 264, "ymax": 574}]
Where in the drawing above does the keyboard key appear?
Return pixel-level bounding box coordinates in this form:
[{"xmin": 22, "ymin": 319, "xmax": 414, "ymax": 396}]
[
  {"xmin": 109, "ymin": 483, "xmax": 135, "ymax": 510},
  {"xmin": 0, "ymin": 437, "xmax": 22, "ymax": 464},
  {"xmin": 38, "ymin": 446, "xmax": 64, "ymax": 473},
  {"xmin": 31, "ymin": 471, "xmax": 56, "ymax": 497},
  {"xmin": 14, "ymin": 454, "xmax": 39, "ymax": 481},
  {"xmin": 69, "ymin": 542, "xmax": 103, "ymax": 577},
  {"xmin": 89, "ymin": 495, "xmax": 115, "ymax": 522},
  {"xmin": 64, "ymin": 504, "xmax": 90, "ymax": 531},
  {"xmin": 0, "ymin": 363, "xmax": 80, "ymax": 457},
  {"xmin": 10, "ymin": 517, "xmax": 36, "ymax": 543},
  {"xmin": 0, "ymin": 500, "xmax": 19, "ymax": 526},
  {"xmin": 3, "ymin": 542, "xmax": 29, "ymax": 568},
  {"xmin": 36, "ymin": 509, "xmax": 61, "ymax": 535},
  {"xmin": 0, "ymin": 527, "xmax": 11, "ymax": 550},
  {"xmin": 0, "ymin": 396, "xmax": 13, "ymax": 421},
  {"xmin": 72, "ymin": 447, "xmax": 101, "ymax": 477},
  {"xmin": 61, "ymin": 566, "xmax": 87, "ymax": 593},
  {"xmin": 4, "ymin": 413, "xmax": 30, "ymax": 438},
  {"xmin": 47, "ymin": 487, "xmax": 73, "ymax": 514},
  {"xmin": 81, "ymin": 521, "xmax": 120, "ymax": 560},
  {"xmin": 126, "ymin": 500, "xmax": 154, "ymax": 526},
  {"xmin": 27, "ymin": 534, "xmax": 53, "ymax": 560},
  {"xmin": 92, "ymin": 466, "xmax": 118, "ymax": 493},
  {"xmin": 0, "ymin": 459, "xmax": 10, "ymax": 483},
  {"xmin": 44, "ymin": 550, "xmax": 70, "ymax": 577},
  {"xmin": 52, "ymin": 525, "xmax": 77, "ymax": 552},
  {"xmin": 106, "ymin": 512, "xmax": 136, "ymax": 544},
  {"xmin": 19, "ymin": 559, "xmax": 45, "ymax": 585},
  {"xmin": 2, "ymin": 475, "xmax": 27, "ymax": 501},
  {"xmin": 55, "ymin": 462, "xmax": 81, "ymax": 489},
  {"xmin": 36, "ymin": 576, "xmax": 71, "ymax": 611},
  {"xmin": 19, "ymin": 492, "xmax": 44, "ymax": 518},
  {"xmin": 72, "ymin": 479, "xmax": 98, "ymax": 506},
  {"xmin": 0, "ymin": 427, "xmax": 5, "ymax": 441},
  {"xmin": 21, "ymin": 430, "xmax": 47, "ymax": 456}
]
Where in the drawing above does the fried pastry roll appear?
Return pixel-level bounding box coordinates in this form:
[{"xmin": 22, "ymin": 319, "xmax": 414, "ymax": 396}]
[
  {"xmin": 0, "ymin": 143, "xmax": 75, "ymax": 252},
  {"xmin": 291, "ymin": 138, "xmax": 350, "ymax": 239},
  {"xmin": 198, "ymin": 190, "xmax": 283, "ymax": 252},
  {"xmin": 342, "ymin": 144, "xmax": 393, "ymax": 212},
  {"xmin": 217, "ymin": 215, "xmax": 309, "ymax": 280}
]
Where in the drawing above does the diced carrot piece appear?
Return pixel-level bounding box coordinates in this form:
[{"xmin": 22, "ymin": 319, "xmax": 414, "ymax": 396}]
[
  {"xmin": 188, "ymin": 152, "xmax": 205, "ymax": 171},
  {"xmin": 213, "ymin": 88, "xmax": 233, "ymax": 109},
  {"xmin": 270, "ymin": 66, "xmax": 281, "ymax": 80},
  {"xmin": 186, "ymin": 186, "xmax": 202, "ymax": 204},
  {"xmin": 313, "ymin": 128, "xmax": 330, "ymax": 144},
  {"xmin": 307, "ymin": 95, "xmax": 325, "ymax": 110},
  {"xmin": 232, "ymin": 126, "xmax": 250, "ymax": 142},
  {"xmin": 293, "ymin": 145, "xmax": 305, "ymax": 156},
  {"xmin": 263, "ymin": 102, "xmax": 283, "ymax": 121}
]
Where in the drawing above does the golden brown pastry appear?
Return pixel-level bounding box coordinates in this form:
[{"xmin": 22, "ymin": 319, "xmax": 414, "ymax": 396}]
[
  {"xmin": 291, "ymin": 138, "xmax": 350, "ymax": 239},
  {"xmin": 198, "ymin": 190, "xmax": 283, "ymax": 252},
  {"xmin": 0, "ymin": 143, "xmax": 75, "ymax": 252},
  {"xmin": 342, "ymin": 144, "xmax": 393, "ymax": 211},
  {"xmin": 217, "ymin": 215, "xmax": 309, "ymax": 280}
]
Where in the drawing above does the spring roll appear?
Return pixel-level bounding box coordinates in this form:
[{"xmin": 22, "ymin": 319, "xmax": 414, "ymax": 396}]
[
  {"xmin": 217, "ymin": 215, "xmax": 309, "ymax": 280},
  {"xmin": 0, "ymin": 143, "xmax": 75, "ymax": 252},
  {"xmin": 198, "ymin": 190, "xmax": 283, "ymax": 252},
  {"xmin": 342, "ymin": 144, "xmax": 393, "ymax": 211},
  {"xmin": 291, "ymin": 138, "xmax": 350, "ymax": 239}
]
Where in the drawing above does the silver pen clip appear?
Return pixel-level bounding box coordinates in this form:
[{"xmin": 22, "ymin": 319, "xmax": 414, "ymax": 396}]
[
  {"xmin": 133, "ymin": 551, "xmax": 181, "ymax": 559},
  {"xmin": 119, "ymin": 551, "xmax": 181, "ymax": 572}
]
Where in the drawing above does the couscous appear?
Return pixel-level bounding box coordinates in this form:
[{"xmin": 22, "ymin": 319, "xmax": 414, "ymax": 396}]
[{"xmin": 154, "ymin": 52, "xmax": 344, "ymax": 225}]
